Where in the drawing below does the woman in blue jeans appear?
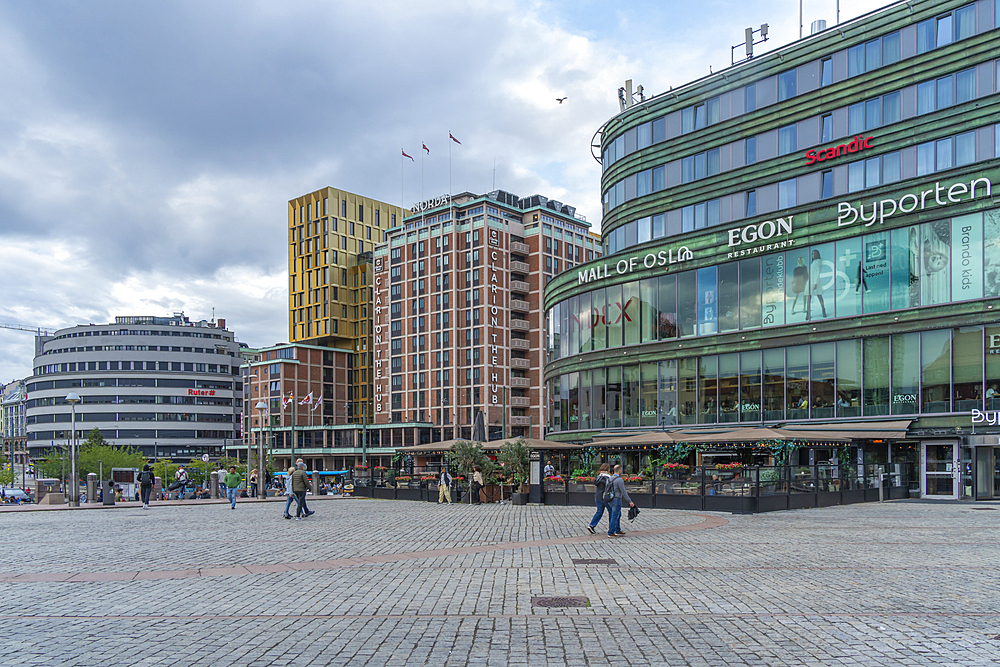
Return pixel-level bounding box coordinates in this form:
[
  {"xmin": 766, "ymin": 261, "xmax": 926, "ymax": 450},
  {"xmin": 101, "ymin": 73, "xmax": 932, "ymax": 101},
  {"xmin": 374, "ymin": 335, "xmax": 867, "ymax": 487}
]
[
  {"xmin": 586, "ymin": 463, "xmax": 612, "ymax": 534},
  {"xmin": 282, "ymin": 467, "xmax": 296, "ymax": 519}
]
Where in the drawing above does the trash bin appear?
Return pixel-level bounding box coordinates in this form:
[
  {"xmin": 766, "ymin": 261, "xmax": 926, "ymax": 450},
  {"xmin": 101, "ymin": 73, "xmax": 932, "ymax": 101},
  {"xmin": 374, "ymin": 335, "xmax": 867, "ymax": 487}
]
[{"xmin": 103, "ymin": 479, "xmax": 115, "ymax": 506}]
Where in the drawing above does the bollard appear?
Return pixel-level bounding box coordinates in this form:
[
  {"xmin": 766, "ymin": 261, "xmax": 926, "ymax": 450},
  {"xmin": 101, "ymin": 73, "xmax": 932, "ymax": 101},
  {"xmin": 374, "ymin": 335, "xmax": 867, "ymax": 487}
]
[
  {"xmin": 210, "ymin": 472, "xmax": 220, "ymax": 499},
  {"xmin": 103, "ymin": 479, "xmax": 115, "ymax": 506},
  {"xmin": 86, "ymin": 473, "xmax": 97, "ymax": 504},
  {"xmin": 311, "ymin": 470, "xmax": 320, "ymax": 497}
]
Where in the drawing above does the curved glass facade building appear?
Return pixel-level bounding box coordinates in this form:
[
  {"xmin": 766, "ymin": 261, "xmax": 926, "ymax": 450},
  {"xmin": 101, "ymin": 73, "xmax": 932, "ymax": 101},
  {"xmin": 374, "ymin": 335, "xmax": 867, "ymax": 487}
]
[{"xmin": 544, "ymin": 0, "xmax": 1000, "ymax": 498}]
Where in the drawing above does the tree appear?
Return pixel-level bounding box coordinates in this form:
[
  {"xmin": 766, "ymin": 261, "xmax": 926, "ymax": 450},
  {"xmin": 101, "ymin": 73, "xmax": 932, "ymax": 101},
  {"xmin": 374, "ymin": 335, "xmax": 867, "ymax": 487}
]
[
  {"xmin": 497, "ymin": 439, "xmax": 530, "ymax": 489},
  {"xmin": 449, "ymin": 440, "xmax": 488, "ymax": 504},
  {"xmin": 0, "ymin": 455, "xmax": 13, "ymax": 487}
]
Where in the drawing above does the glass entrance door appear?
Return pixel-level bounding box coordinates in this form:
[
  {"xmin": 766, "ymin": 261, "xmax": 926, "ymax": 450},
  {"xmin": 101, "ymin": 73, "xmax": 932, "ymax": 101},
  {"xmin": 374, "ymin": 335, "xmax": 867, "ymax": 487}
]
[
  {"xmin": 976, "ymin": 448, "xmax": 994, "ymax": 500},
  {"xmin": 921, "ymin": 442, "xmax": 957, "ymax": 499}
]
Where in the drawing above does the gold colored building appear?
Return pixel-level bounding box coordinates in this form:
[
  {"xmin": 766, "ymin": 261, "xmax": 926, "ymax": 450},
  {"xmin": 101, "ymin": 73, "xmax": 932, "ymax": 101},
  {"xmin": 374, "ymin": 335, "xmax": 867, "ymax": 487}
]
[{"xmin": 288, "ymin": 187, "xmax": 409, "ymax": 423}]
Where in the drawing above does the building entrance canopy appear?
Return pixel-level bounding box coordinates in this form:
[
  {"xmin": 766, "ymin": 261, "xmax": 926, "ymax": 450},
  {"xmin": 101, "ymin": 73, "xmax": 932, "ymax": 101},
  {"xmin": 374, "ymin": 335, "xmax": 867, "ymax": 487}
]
[
  {"xmin": 395, "ymin": 437, "xmax": 583, "ymax": 454},
  {"xmin": 590, "ymin": 421, "xmax": 911, "ymax": 447}
]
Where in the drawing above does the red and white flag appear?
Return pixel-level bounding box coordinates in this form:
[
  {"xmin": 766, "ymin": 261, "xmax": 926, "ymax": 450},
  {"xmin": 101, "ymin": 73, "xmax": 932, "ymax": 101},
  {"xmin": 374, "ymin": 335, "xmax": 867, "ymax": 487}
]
[
  {"xmin": 299, "ymin": 391, "xmax": 314, "ymax": 405},
  {"xmin": 449, "ymin": 132, "xmax": 461, "ymax": 145},
  {"xmin": 311, "ymin": 394, "xmax": 323, "ymax": 412},
  {"xmin": 402, "ymin": 149, "xmax": 414, "ymax": 161},
  {"xmin": 282, "ymin": 392, "xmax": 294, "ymax": 407},
  {"xmin": 422, "ymin": 142, "xmax": 430, "ymax": 154}
]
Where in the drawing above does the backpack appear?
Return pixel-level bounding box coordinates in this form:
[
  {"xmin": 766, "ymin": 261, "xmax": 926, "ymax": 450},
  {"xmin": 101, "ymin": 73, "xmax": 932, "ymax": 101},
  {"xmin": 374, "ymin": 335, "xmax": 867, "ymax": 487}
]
[
  {"xmin": 138, "ymin": 470, "xmax": 153, "ymax": 486},
  {"xmin": 600, "ymin": 475, "xmax": 615, "ymax": 502}
]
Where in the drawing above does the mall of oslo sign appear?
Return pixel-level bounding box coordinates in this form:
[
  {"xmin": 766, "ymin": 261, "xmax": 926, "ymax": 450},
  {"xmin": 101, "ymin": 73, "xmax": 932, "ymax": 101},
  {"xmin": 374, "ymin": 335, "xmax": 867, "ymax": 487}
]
[{"xmin": 577, "ymin": 247, "xmax": 694, "ymax": 285}]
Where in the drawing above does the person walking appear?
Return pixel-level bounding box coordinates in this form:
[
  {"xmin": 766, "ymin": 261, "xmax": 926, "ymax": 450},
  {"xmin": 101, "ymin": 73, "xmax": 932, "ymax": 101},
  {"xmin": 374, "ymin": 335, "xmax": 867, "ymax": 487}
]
[
  {"xmin": 137, "ymin": 464, "xmax": 155, "ymax": 509},
  {"xmin": 607, "ymin": 465, "xmax": 636, "ymax": 537},
  {"xmin": 282, "ymin": 467, "xmax": 296, "ymax": 519},
  {"xmin": 223, "ymin": 466, "xmax": 242, "ymax": 509},
  {"xmin": 438, "ymin": 467, "xmax": 453, "ymax": 504},
  {"xmin": 293, "ymin": 461, "xmax": 315, "ymax": 517},
  {"xmin": 586, "ymin": 463, "xmax": 613, "ymax": 534},
  {"xmin": 174, "ymin": 466, "xmax": 188, "ymax": 500},
  {"xmin": 291, "ymin": 463, "xmax": 312, "ymax": 520},
  {"xmin": 249, "ymin": 468, "xmax": 258, "ymax": 498},
  {"xmin": 471, "ymin": 466, "xmax": 484, "ymax": 505}
]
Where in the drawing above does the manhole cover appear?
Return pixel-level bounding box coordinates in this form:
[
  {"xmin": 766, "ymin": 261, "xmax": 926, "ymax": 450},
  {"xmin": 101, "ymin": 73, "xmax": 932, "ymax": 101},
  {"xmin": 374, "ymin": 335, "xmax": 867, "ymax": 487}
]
[
  {"xmin": 970, "ymin": 507, "xmax": 997, "ymax": 510},
  {"xmin": 571, "ymin": 558, "xmax": 618, "ymax": 565},
  {"xmin": 532, "ymin": 596, "xmax": 588, "ymax": 608}
]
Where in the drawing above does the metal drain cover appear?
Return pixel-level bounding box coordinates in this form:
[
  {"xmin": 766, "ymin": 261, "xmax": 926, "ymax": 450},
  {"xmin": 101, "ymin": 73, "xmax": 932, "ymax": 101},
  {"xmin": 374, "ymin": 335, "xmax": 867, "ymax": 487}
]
[
  {"xmin": 572, "ymin": 558, "xmax": 618, "ymax": 565},
  {"xmin": 970, "ymin": 507, "xmax": 997, "ymax": 510},
  {"xmin": 532, "ymin": 596, "xmax": 589, "ymax": 608}
]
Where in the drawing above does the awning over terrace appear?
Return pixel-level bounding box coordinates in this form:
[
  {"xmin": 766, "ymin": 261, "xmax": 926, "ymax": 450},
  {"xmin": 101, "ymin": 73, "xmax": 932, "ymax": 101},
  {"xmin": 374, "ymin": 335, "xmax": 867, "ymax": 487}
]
[
  {"xmin": 589, "ymin": 421, "xmax": 912, "ymax": 447},
  {"xmin": 395, "ymin": 437, "xmax": 583, "ymax": 454}
]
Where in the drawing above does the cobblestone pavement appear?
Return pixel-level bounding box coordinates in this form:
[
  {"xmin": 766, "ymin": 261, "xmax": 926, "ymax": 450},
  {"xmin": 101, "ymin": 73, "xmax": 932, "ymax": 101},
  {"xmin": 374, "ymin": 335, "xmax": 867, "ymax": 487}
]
[{"xmin": 2, "ymin": 498, "xmax": 999, "ymax": 666}]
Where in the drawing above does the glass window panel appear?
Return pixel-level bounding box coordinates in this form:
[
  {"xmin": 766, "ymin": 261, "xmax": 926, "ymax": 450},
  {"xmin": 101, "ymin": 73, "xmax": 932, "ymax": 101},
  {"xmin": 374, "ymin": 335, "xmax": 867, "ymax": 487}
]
[
  {"xmin": 891, "ymin": 332, "xmax": 920, "ymax": 415},
  {"xmin": 835, "ymin": 236, "xmax": 863, "ymax": 318},
  {"xmin": 916, "ymin": 142, "xmax": 935, "ymax": 176},
  {"xmin": 882, "ymin": 151, "xmax": 901, "ymax": 184},
  {"xmin": 951, "ymin": 213, "xmax": 983, "ymax": 300},
  {"xmin": 567, "ymin": 295, "xmax": 579, "ymax": 358},
  {"xmin": 637, "ymin": 216, "xmax": 652, "ymax": 244},
  {"xmin": 652, "ymin": 165, "xmax": 666, "ymax": 192},
  {"xmin": 861, "ymin": 231, "xmax": 891, "ymax": 313},
  {"xmin": 694, "ymin": 153, "xmax": 706, "ymax": 180},
  {"xmin": 864, "ymin": 39, "xmax": 880, "ymax": 71},
  {"xmin": 550, "ymin": 377, "xmax": 560, "ymax": 431},
  {"xmin": 937, "ymin": 75, "xmax": 954, "ymax": 109},
  {"xmin": 740, "ymin": 351, "xmax": 762, "ymax": 423},
  {"xmin": 882, "ymin": 31, "xmax": 901, "ymax": 65},
  {"xmin": 848, "ymin": 161, "xmax": 864, "ymax": 193},
  {"xmin": 559, "ymin": 299, "xmax": 571, "ymax": 359},
  {"xmin": 937, "ymin": 14, "xmax": 953, "ymax": 47},
  {"xmin": 746, "ymin": 190, "xmax": 757, "ymax": 216},
  {"xmin": 808, "ymin": 244, "xmax": 834, "ymax": 321},
  {"xmin": 698, "ymin": 356, "xmax": 717, "ymax": 424},
  {"xmin": 786, "ymin": 346, "xmax": 810, "ymax": 420},
  {"xmin": 652, "ymin": 214, "xmax": 666, "ymax": 239},
  {"xmin": 682, "ymin": 156, "xmax": 694, "ymax": 183},
  {"xmin": 848, "ymin": 44, "xmax": 865, "ymax": 76},
  {"xmin": 696, "ymin": 266, "xmax": 717, "ymax": 335},
  {"xmin": 821, "ymin": 114, "xmax": 833, "ymax": 143},
  {"xmin": 706, "ymin": 97, "xmax": 720, "ymax": 125},
  {"xmin": 955, "ymin": 131, "xmax": 975, "ymax": 166},
  {"xmin": 865, "ymin": 158, "xmax": 881, "ymax": 189},
  {"xmin": 778, "ymin": 179, "xmax": 796, "ymax": 208},
  {"xmin": 785, "ymin": 248, "xmax": 810, "ymax": 324},
  {"xmin": 579, "ymin": 369, "xmax": 592, "ymax": 431},
  {"xmin": 640, "ymin": 278, "xmax": 657, "ymax": 343},
  {"xmin": 822, "ymin": 170, "xmax": 834, "ymax": 198},
  {"xmin": 921, "ymin": 329, "xmax": 952, "ymax": 413},
  {"xmin": 591, "ymin": 288, "xmax": 606, "ymax": 350},
  {"xmin": 863, "ymin": 337, "xmax": 890, "ymax": 415},
  {"xmin": 657, "ymin": 275, "xmax": 677, "ymax": 339},
  {"xmin": 640, "ymin": 363, "xmax": 658, "ymax": 427},
  {"xmin": 718, "ymin": 262, "xmax": 739, "ymax": 333},
  {"xmin": 778, "ymin": 124, "xmax": 796, "ymax": 155},
  {"xmin": 568, "ymin": 371, "xmax": 579, "ymax": 430},
  {"xmin": 745, "ymin": 84, "xmax": 756, "ymax": 112},
  {"xmin": 560, "ymin": 373, "xmax": 569, "ymax": 431},
  {"xmin": 778, "ymin": 70, "xmax": 796, "ymax": 101},
  {"xmin": 652, "ymin": 117, "xmax": 666, "ymax": 143},
  {"xmin": 637, "ymin": 122, "xmax": 652, "ymax": 149},
  {"xmin": 917, "ymin": 81, "xmax": 936, "ymax": 115},
  {"xmin": 578, "ymin": 291, "xmax": 591, "ymax": 353},
  {"xmin": 637, "ymin": 169, "xmax": 652, "ymax": 196},
  {"xmin": 955, "ymin": 4, "xmax": 975, "ymax": 39},
  {"xmin": 707, "ymin": 199, "xmax": 720, "ymax": 227},
  {"xmin": 694, "ymin": 202, "xmax": 707, "ymax": 229},
  {"xmin": 682, "ymin": 205, "xmax": 695, "ymax": 233},
  {"xmin": 916, "ymin": 19, "xmax": 935, "ymax": 54},
  {"xmin": 622, "ymin": 364, "xmax": 640, "ymax": 427},
  {"xmin": 985, "ymin": 209, "xmax": 1000, "ymax": 298},
  {"xmin": 718, "ymin": 354, "xmax": 739, "ymax": 422},
  {"xmin": 658, "ymin": 360, "xmax": 677, "ymax": 426},
  {"xmin": 836, "ymin": 339, "xmax": 862, "ymax": 417},
  {"xmin": 678, "ymin": 358, "xmax": 697, "ymax": 424},
  {"xmin": 762, "ymin": 252, "xmax": 786, "ymax": 328},
  {"xmin": 821, "ymin": 58, "xmax": 833, "ymax": 86},
  {"xmin": 811, "ymin": 343, "xmax": 835, "ymax": 419},
  {"xmin": 606, "ymin": 366, "xmax": 621, "ymax": 427},
  {"xmin": 890, "ymin": 226, "xmax": 920, "ymax": 309},
  {"xmin": 882, "ymin": 91, "xmax": 901, "ymax": 125},
  {"xmin": 695, "ymin": 104, "xmax": 706, "ymax": 129},
  {"xmin": 739, "ymin": 257, "xmax": 762, "ymax": 329},
  {"xmin": 921, "ymin": 220, "xmax": 951, "ymax": 306},
  {"xmin": 592, "ymin": 367, "xmax": 606, "ymax": 429},
  {"xmin": 986, "ymin": 326, "xmax": 1000, "ymax": 410},
  {"xmin": 606, "ymin": 284, "xmax": 622, "ymax": 347},
  {"xmin": 848, "ymin": 103, "xmax": 865, "ymax": 134},
  {"xmin": 956, "ymin": 68, "xmax": 975, "ymax": 104},
  {"xmin": 624, "ymin": 220, "xmax": 637, "ymax": 248},
  {"xmin": 677, "ymin": 270, "xmax": 697, "ymax": 337},
  {"xmin": 763, "ymin": 348, "xmax": 785, "ymax": 420},
  {"xmin": 865, "ymin": 98, "xmax": 881, "ymax": 130},
  {"xmin": 707, "ymin": 148, "xmax": 721, "ymax": 176},
  {"xmin": 745, "ymin": 136, "xmax": 756, "ymax": 164}
]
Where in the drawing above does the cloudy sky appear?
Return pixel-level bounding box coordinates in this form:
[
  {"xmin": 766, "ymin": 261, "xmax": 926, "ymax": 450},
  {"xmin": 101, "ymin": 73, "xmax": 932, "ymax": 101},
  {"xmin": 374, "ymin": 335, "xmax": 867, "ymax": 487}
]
[{"xmin": 0, "ymin": 0, "xmax": 888, "ymax": 383}]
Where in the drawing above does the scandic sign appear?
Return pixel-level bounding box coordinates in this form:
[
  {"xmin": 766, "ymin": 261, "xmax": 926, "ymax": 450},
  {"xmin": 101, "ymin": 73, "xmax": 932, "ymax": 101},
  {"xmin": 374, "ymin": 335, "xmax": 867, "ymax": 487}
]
[{"xmin": 805, "ymin": 135, "xmax": 873, "ymax": 164}]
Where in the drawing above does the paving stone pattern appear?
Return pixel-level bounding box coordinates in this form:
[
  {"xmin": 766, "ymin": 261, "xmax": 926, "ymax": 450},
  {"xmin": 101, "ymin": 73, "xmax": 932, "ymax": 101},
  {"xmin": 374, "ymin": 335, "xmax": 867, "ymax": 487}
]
[{"xmin": 1, "ymin": 497, "xmax": 999, "ymax": 666}]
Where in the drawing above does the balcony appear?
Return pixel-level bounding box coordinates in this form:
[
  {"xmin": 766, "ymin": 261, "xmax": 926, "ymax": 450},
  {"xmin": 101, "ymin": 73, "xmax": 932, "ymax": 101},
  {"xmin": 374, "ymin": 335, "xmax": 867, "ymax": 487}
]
[
  {"xmin": 510, "ymin": 416, "xmax": 532, "ymax": 426},
  {"xmin": 511, "ymin": 241, "xmax": 529, "ymax": 254},
  {"xmin": 511, "ymin": 358, "xmax": 530, "ymax": 369},
  {"xmin": 510, "ymin": 339, "xmax": 530, "ymax": 350},
  {"xmin": 511, "ymin": 377, "xmax": 531, "ymax": 388},
  {"xmin": 511, "ymin": 319, "xmax": 530, "ymax": 331},
  {"xmin": 510, "ymin": 260, "xmax": 530, "ymax": 273},
  {"xmin": 510, "ymin": 397, "xmax": 531, "ymax": 407},
  {"xmin": 511, "ymin": 299, "xmax": 530, "ymax": 312},
  {"xmin": 511, "ymin": 280, "xmax": 530, "ymax": 293}
]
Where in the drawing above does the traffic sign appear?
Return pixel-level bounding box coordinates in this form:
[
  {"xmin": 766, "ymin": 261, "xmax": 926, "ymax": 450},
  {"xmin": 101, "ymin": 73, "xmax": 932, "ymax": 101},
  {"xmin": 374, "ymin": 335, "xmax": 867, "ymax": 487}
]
[{"xmin": 201, "ymin": 454, "xmax": 209, "ymax": 462}]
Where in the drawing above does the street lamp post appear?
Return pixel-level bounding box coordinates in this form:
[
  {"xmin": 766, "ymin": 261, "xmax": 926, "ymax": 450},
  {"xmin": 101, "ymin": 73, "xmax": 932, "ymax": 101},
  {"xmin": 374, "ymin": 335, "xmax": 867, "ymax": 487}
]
[
  {"xmin": 255, "ymin": 400, "xmax": 268, "ymax": 499},
  {"xmin": 65, "ymin": 393, "xmax": 81, "ymax": 507}
]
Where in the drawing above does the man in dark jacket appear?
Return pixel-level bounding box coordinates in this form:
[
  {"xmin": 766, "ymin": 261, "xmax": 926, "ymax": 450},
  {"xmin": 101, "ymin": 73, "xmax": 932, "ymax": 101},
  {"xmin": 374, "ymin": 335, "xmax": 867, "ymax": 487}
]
[
  {"xmin": 137, "ymin": 464, "xmax": 155, "ymax": 509},
  {"xmin": 608, "ymin": 465, "xmax": 636, "ymax": 537},
  {"xmin": 290, "ymin": 462, "xmax": 313, "ymax": 520}
]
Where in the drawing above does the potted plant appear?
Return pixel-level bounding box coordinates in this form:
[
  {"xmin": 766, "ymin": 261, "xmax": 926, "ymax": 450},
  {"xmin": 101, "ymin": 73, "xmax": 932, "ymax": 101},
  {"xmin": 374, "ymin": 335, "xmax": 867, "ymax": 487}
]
[
  {"xmin": 394, "ymin": 475, "xmax": 411, "ymax": 487},
  {"xmin": 498, "ymin": 439, "xmax": 530, "ymax": 504}
]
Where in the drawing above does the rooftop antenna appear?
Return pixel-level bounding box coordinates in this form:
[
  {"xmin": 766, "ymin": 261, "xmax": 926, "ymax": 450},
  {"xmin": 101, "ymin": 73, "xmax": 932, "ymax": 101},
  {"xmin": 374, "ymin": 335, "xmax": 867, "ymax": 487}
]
[{"xmin": 732, "ymin": 23, "xmax": 768, "ymax": 65}]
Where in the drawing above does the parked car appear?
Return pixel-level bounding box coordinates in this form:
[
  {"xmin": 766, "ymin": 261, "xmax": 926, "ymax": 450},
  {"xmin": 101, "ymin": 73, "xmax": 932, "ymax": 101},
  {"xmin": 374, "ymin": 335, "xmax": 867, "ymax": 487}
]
[{"xmin": 1, "ymin": 488, "xmax": 33, "ymax": 503}]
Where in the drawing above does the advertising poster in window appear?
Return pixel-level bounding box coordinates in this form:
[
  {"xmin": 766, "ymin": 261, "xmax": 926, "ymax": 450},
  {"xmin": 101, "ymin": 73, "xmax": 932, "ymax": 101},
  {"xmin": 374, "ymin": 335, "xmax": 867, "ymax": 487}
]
[
  {"xmin": 762, "ymin": 253, "xmax": 786, "ymax": 328},
  {"xmin": 835, "ymin": 237, "xmax": 863, "ymax": 318},
  {"xmin": 951, "ymin": 213, "xmax": 982, "ymax": 301},
  {"xmin": 984, "ymin": 210, "xmax": 1000, "ymax": 298},
  {"xmin": 890, "ymin": 226, "xmax": 920, "ymax": 309},
  {"xmin": 696, "ymin": 266, "xmax": 717, "ymax": 335},
  {"xmin": 785, "ymin": 247, "xmax": 811, "ymax": 324},
  {"xmin": 920, "ymin": 221, "xmax": 951, "ymax": 306},
  {"xmin": 861, "ymin": 232, "xmax": 890, "ymax": 313}
]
